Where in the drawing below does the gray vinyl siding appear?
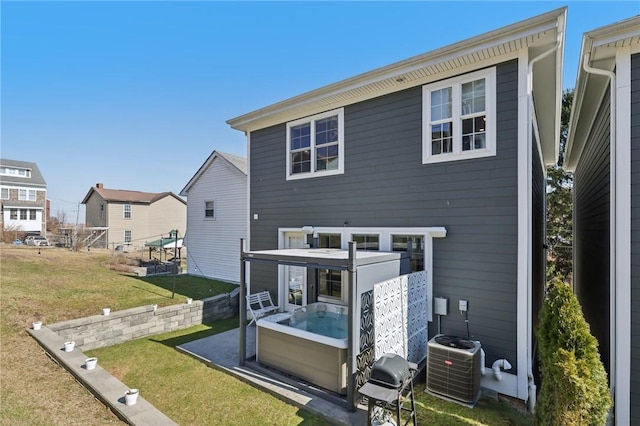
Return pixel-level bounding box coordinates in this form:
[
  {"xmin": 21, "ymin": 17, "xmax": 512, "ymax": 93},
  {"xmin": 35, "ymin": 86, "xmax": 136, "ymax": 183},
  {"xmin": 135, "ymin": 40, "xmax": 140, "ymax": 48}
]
[
  {"xmin": 631, "ymin": 52, "xmax": 640, "ymax": 423},
  {"xmin": 249, "ymin": 60, "xmax": 520, "ymax": 369},
  {"xmin": 531, "ymin": 130, "xmax": 545, "ymax": 380},
  {"xmin": 573, "ymin": 86, "xmax": 611, "ymax": 374}
]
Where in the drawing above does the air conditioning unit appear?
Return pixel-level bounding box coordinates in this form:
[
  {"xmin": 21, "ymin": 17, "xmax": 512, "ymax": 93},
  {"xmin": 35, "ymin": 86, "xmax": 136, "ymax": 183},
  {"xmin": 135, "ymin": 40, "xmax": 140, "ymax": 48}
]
[{"xmin": 426, "ymin": 335, "xmax": 482, "ymax": 406}]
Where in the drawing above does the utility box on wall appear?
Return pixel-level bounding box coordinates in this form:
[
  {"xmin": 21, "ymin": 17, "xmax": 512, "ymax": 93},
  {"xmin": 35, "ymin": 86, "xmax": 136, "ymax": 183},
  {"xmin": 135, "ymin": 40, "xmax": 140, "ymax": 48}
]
[{"xmin": 434, "ymin": 297, "xmax": 448, "ymax": 316}]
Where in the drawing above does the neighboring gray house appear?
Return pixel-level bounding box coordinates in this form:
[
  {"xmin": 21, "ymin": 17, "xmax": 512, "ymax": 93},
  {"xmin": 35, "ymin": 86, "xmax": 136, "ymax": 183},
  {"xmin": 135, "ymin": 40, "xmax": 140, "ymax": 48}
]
[
  {"xmin": 0, "ymin": 159, "xmax": 47, "ymax": 236},
  {"xmin": 180, "ymin": 151, "xmax": 247, "ymax": 283},
  {"xmin": 227, "ymin": 8, "xmax": 566, "ymax": 406},
  {"xmin": 565, "ymin": 16, "xmax": 640, "ymax": 425}
]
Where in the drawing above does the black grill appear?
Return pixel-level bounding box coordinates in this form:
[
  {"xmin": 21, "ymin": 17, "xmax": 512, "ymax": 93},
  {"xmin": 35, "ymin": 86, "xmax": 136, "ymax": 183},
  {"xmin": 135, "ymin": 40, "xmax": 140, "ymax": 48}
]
[{"xmin": 369, "ymin": 353, "xmax": 411, "ymax": 389}]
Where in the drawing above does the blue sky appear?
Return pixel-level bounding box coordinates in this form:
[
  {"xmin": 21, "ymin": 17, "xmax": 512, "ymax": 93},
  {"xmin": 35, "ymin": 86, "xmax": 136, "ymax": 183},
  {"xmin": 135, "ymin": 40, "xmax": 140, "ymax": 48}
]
[{"xmin": 1, "ymin": 1, "xmax": 637, "ymax": 221}]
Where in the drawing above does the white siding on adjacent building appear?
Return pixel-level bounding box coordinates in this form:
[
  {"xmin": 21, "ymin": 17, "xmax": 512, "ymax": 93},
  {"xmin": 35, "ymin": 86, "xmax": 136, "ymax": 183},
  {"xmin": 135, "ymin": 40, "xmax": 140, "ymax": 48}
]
[{"xmin": 183, "ymin": 155, "xmax": 246, "ymax": 283}]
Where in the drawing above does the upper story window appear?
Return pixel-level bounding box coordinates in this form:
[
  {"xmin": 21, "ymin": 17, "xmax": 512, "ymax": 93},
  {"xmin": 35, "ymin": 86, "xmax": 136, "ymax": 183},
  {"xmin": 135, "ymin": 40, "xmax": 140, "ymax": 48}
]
[
  {"xmin": 123, "ymin": 204, "xmax": 131, "ymax": 219},
  {"xmin": 0, "ymin": 167, "xmax": 31, "ymax": 178},
  {"xmin": 205, "ymin": 201, "xmax": 215, "ymax": 219},
  {"xmin": 100, "ymin": 204, "xmax": 105, "ymax": 219},
  {"xmin": 18, "ymin": 189, "xmax": 36, "ymax": 201},
  {"xmin": 422, "ymin": 67, "xmax": 496, "ymax": 164},
  {"xmin": 0, "ymin": 188, "xmax": 8, "ymax": 199},
  {"xmin": 286, "ymin": 108, "xmax": 344, "ymax": 180}
]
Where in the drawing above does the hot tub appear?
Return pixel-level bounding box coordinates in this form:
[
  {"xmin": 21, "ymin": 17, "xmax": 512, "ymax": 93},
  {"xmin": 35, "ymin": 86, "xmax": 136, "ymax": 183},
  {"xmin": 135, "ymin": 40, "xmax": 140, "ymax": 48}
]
[{"xmin": 257, "ymin": 302, "xmax": 348, "ymax": 394}]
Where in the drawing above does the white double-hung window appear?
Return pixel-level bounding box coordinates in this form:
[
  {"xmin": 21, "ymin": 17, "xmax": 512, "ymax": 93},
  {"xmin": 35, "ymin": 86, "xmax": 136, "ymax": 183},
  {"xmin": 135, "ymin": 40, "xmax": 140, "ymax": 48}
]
[
  {"xmin": 286, "ymin": 108, "xmax": 344, "ymax": 180},
  {"xmin": 123, "ymin": 204, "xmax": 131, "ymax": 219},
  {"xmin": 422, "ymin": 67, "xmax": 496, "ymax": 164}
]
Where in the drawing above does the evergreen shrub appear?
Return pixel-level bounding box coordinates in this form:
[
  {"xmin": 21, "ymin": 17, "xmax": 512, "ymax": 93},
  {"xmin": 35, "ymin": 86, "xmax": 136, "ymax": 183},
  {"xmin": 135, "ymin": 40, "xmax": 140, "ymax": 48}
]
[{"xmin": 535, "ymin": 278, "xmax": 612, "ymax": 425}]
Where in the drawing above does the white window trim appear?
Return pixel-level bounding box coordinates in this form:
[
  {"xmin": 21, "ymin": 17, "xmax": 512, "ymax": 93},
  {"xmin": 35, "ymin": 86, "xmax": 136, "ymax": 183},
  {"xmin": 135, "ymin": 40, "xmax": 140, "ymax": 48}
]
[
  {"xmin": 204, "ymin": 200, "xmax": 215, "ymax": 220},
  {"xmin": 422, "ymin": 67, "xmax": 497, "ymax": 164},
  {"xmin": 285, "ymin": 108, "xmax": 345, "ymax": 180},
  {"xmin": 0, "ymin": 187, "xmax": 8, "ymax": 199},
  {"xmin": 124, "ymin": 230, "xmax": 132, "ymax": 244}
]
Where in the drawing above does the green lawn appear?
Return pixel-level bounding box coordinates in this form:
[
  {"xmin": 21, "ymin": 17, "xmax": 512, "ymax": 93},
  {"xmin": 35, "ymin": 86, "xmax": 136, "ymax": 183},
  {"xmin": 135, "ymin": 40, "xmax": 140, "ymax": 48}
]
[
  {"xmin": 1, "ymin": 245, "xmax": 533, "ymax": 425},
  {"xmin": 87, "ymin": 319, "xmax": 327, "ymax": 425}
]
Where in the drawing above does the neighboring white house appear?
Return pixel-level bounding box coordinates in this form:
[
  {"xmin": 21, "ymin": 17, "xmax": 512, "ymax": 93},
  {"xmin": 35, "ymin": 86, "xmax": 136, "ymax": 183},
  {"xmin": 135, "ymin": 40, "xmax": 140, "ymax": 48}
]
[
  {"xmin": 0, "ymin": 159, "xmax": 47, "ymax": 235},
  {"xmin": 180, "ymin": 151, "xmax": 247, "ymax": 283}
]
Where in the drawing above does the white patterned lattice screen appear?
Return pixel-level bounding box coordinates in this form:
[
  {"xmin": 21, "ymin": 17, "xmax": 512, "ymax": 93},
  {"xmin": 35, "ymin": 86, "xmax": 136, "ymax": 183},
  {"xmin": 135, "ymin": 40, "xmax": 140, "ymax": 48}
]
[{"xmin": 373, "ymin": 271, "xmax": 428, "ymax": 364}]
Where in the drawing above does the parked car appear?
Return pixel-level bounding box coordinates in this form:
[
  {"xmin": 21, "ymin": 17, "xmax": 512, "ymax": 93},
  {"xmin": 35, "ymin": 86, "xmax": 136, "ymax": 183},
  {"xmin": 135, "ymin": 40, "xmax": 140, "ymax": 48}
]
[
  {"xmin": 13, "ymin": 239, "xmax": 23, "ymax": 245},
  {"xmin": 25, "ymin": 236, "xmax": 50, "ymax": 246}
]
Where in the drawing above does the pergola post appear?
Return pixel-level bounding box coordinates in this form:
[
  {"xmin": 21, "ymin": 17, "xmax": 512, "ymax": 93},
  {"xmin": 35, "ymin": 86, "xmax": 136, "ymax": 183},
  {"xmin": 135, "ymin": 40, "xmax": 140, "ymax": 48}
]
[
  {"xmin": 239, "ymin": 238, "xmax": 247, "ymax": 366},
  {"xmin": 347, "ymin": 241, "xmax": 357, "ymax": 411}
]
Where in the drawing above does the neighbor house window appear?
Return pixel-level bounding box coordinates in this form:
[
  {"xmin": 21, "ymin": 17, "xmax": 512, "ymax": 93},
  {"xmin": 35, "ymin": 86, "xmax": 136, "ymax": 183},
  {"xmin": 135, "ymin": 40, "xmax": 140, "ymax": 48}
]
[
  {"xmin": 123, "ymin": 204, "xmax": 131, "ymax": 219},
  {"xmin": 0, "ymin": 167, "xmax": 30, "ymax": 177},
  {"xmin": 19, "ymin": 209, "xmax": 27, "ymax": 220},
  {"xmin": 27, "ymin": 190, "xmax": 36, "ymax": 201},
  {"xmin": 286, "ymin": 108, "xmax": 344, "ymax": 180},
  {"xmin": 100, "ymin": 204, "xmax": 105, "ymax": 219},
  {"xmin": 10, "ymin": 209, "xmax": 17, "ymax": 220},
  {"xmin": 18, "ymin": 189, "xmax": 26, "ymax": 200},
  {"xmin": 422, "ymin": 67, "xmax": 496, "ymax": 164},
  {"xmin": 29, "ymin": 209, "xmax": 36, "ymax": 220},
  {"xmin": 352, "ymin": 234, "xmax": 379, "ymax": 251},
  {"xmin": 205, "ymin": 201, "xmax": 215, "ymax": 218},
  {"xmin": 124, "ymin": 230, "xmax": 132, "ymax": 244},
  {"xmin": 0, "ymin": 188, "xmax": 8, "ymax": 199}
]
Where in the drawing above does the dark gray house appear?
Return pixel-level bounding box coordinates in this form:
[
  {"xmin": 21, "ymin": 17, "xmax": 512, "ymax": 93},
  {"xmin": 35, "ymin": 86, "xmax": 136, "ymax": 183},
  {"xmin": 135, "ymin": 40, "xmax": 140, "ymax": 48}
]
[
  {"xmin": 228, "ymin": 9, "xmax": 566, "ymax": 406},
  {"xmin": 565, "ymin": 16, "xmax": 640, "ymax": 425}
]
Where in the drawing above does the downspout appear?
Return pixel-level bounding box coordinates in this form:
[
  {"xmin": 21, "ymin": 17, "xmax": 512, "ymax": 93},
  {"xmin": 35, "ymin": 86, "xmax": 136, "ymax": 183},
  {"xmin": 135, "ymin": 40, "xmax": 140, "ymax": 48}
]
[
  {"xmin": 581, "ymin": 50, "xmax": 617, "ymax": 412},
  {"xmin": 525, "ymin": 33, "xmax": 562, "ymax": 414}
]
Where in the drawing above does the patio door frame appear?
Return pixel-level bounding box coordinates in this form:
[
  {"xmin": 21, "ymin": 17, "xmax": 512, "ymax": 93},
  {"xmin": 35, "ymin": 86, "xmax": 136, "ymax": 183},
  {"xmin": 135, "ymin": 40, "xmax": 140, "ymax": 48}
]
[{"xmin": 280, "ymin": 231, "xmax": 308, "ymax": 311}]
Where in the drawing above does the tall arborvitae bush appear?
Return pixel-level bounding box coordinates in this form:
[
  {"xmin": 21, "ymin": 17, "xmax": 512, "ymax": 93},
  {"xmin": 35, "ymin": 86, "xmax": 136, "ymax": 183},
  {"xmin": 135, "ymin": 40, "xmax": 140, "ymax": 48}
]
[{"xmin": 535, "ymin": 278, "xmax": 612, "ymax": 425}]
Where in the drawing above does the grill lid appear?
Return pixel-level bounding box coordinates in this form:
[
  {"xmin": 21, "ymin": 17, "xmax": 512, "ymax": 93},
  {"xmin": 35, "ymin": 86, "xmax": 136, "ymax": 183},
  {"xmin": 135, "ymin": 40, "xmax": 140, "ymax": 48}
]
[{"xmin": 369, "ymin": 353, "xmax": 411, "ymax": 389}]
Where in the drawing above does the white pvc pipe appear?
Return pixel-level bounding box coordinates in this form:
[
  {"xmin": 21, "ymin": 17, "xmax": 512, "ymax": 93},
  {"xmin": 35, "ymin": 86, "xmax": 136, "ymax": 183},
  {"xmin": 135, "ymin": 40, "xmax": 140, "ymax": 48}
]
[
  {"xmin": 528, "ymin": 375, "xmax": 537, "ymax": 413},
  {"xmin": 479, "ymin": 347, "xmax": 486, "ymax": 376},
  {"xmin": 492, "ymin": 358, "xmax": 512, "ymax": 381}
]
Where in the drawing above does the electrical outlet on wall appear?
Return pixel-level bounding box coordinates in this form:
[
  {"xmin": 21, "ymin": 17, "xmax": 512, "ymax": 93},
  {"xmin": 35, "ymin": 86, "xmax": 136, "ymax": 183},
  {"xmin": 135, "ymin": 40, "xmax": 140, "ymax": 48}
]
[{"xmin": 459, "ymin": 299, "xmax": 468, "ymax": 312}]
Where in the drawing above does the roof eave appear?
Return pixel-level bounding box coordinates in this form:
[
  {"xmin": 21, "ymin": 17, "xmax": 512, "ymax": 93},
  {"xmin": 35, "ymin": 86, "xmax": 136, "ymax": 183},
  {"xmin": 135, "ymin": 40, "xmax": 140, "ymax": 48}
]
[
  {"xmin": 535, "ymin": 9, "xmax": 567, "ymax": 166},
  {"xmin": 565, "ymin": 16, "xmax": 640, "ymax": 172},
  {"xmin": 227, "ymin": 7, "xmax": 567, "ymax": 134}
]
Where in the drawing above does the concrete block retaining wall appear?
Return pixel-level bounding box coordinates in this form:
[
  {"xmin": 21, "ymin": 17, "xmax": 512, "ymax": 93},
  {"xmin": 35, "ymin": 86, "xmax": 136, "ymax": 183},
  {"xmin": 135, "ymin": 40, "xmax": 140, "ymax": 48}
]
[{"xmin": 49, "ymin": 288, "xmax": 239, "ymax": 350}]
